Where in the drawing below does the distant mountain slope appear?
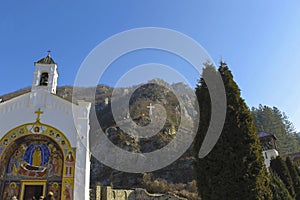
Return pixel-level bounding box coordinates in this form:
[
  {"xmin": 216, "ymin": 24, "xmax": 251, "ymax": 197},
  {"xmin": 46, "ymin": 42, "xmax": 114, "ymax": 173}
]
[
  {"xmin": 3, "ymin": 83, "xmax": 300, "ymax": 200},
  {"xmin": 0, "ymin": 81, "xmax": 198, "ymax": 200}
]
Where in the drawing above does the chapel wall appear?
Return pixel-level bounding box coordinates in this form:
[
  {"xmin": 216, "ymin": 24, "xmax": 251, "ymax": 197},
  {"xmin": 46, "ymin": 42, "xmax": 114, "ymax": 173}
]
[{"xmin": 89, "ymin": 185, "xmax": 187, "ymax": 200}]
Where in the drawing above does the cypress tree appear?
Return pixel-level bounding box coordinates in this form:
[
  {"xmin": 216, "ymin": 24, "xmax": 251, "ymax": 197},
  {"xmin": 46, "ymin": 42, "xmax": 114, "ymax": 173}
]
[
  {"xmin": 269, "ymin": 171, "xmax": 293, "ymax": 200},
  {"xmin": 286, "ymin": 157, "xmax": 300, "ymax": 199},
  {"xmin": 194, "ymin": 62, "xmax": 272, "ymax": 199},
  {"xmin": 270, "ymin": 156, "xmax": 295, "ymax": 198}
]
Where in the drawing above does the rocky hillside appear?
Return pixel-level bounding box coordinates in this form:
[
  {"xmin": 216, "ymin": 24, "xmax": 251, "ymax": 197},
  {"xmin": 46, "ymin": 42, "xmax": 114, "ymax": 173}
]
[{"xmin": 0, "ymin": 80, "xmax": 199, "ymax": 200}]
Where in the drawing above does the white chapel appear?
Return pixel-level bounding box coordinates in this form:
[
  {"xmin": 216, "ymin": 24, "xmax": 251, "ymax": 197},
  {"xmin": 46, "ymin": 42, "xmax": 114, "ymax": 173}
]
[{"xmin": 0, "ymin": 53, "xmax": 91, "ymax": 200}]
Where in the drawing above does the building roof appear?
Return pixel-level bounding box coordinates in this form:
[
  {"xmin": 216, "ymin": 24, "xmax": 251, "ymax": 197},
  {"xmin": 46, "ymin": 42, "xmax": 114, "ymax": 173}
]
[
  {"xmin": 258, "ymin": 132, "xmax": 277, "ymax": 140},
  {"xmin": 36, "ymin": 53, "xmax": 56, "ymax": 64}
]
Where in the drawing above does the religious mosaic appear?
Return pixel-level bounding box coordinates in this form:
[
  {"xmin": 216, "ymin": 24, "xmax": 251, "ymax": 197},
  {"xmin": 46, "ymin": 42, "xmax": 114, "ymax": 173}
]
[
  {"xmin": 5, "ymin": 136, "xmax": 63, "ymax": 179},
  {"xmin": 0, "ymin": 115, "xmax": 76, "ymax": 200}
]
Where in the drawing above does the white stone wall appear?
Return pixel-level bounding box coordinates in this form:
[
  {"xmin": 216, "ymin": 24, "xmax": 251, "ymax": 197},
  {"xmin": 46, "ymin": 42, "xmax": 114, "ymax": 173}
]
[
  {"xmin": 262, "ymin": 149, "xmax": 279, "ymax": 168},
  {"xmin": 96, "ymin": 187, "xmax": 187, "ymax": 200},
  {"xmin": 73, "ymin": 100, "xmax": 91, "ymax": 200}
]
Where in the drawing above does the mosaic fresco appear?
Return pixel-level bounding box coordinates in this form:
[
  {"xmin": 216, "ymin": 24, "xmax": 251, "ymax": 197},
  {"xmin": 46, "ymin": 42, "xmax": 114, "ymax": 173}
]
[
  {"xmin": 3, "ymin": 135, "xmax": 63, "ymax": 180},
  {"xmin": 2, "ymin": 182, "xmax": 19, "ymax": 200},
  {"xmin": 0, "ymin": 121, "xmax": 75, "ymax": 200}
]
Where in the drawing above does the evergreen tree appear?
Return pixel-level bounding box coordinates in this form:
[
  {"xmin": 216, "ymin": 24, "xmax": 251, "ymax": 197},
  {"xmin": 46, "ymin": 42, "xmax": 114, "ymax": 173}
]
[
  {"xmin": 251, "ymin": 105, "xmax": 300, "ymax": 155},
  {"xmin": 270, "ymin": 156, "xmax": 295, "ymax": 198},
  {"xmin": 194, "ymin": 62, "xmax": 272, "ymax": 200},
  {"xmin": 286, "ymin": 157, "xmax": 300, "ymax": 200},
  {"xmin": 269, "ymin": 171, "xmax": 293, "ymax": 200}
]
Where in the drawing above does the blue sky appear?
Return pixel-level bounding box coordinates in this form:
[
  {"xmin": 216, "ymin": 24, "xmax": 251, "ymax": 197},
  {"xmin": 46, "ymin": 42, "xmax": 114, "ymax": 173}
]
[{"xmin": 1, "ymin": 1, "xmax": 300, "ymax": 131}]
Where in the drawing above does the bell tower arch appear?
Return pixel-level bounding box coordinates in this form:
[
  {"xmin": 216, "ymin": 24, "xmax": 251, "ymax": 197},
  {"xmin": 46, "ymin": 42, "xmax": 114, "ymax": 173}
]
[{"xmin": 32, "ymin": 51, "xmax": 58, "ymax": 94}]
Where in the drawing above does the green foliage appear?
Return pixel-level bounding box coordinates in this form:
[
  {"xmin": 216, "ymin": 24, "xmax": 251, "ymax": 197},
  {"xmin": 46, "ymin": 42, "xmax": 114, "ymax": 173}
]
[
  {"xmin": 142, "ymin": 174, "xmax": 200, "ymax": 200},
  {"xmin": 270, "ymin": 156, "xmax": 295, "ymax": 198},
  {"xmin": 251, "ymin": 105, "xmax": 300, "ymax": 155},
  {"xmin": 194, "ymin": 62, "xmax": 272, "ymax": 200},
  {"xmin": 269, "ymin": 171, "xmax": 293, "ymax": 200},
  {"xmin": 286, "ymin": 157, "xmax": 300, "ymax": 200}
]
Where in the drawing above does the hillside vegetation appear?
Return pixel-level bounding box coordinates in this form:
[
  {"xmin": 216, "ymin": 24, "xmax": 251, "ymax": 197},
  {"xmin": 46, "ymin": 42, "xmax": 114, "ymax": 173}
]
[
  {"xmin": 1, "ymin": 81, "xmax": 299, "ymax": 199},
  {"xmin": 251, "ymin": 105, "xmax": 300, "ymax": 155}
]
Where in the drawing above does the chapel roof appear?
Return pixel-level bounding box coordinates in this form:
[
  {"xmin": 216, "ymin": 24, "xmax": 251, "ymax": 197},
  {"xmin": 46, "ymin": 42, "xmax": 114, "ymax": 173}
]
[
  {"xmin": 36, "ymin": 52, "xmax": 56, "ymax": 64},
  {"xmin": 258, "ymin": 132, "xmax": 277, "ymax": 140}
]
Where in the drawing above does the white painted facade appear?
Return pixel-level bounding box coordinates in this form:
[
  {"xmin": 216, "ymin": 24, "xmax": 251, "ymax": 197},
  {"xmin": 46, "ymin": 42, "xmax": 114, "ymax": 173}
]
[
  {"xmin": 0, "ymin": 56, "xmax": 91, "ymax": 200},
  {"xmin": 262, "ymin": 149, "xmax": 279, "ymax": 168}
]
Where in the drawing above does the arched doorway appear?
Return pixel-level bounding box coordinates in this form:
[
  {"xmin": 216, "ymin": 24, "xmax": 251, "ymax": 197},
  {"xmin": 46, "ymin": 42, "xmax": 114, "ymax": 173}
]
[{"xmin": 0, "ymin": 123, "xmax": 75, "ymax": 200}]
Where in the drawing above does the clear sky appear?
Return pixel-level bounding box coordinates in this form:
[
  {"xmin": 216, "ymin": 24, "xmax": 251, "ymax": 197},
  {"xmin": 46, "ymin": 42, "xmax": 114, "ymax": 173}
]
[{"xmin": 1, "ymin": 1, "xmax": 300, "ymax": 131}]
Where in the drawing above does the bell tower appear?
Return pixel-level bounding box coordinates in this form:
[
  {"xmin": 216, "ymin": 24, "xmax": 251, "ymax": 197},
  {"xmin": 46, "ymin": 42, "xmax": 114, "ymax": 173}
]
[
  {"xmin": 31, "ymin": 51, "xmax": 58, "ymax": 94},
  {"xmin": 258, "ymin": 132, "xmax": 279, "ymax": 168}
]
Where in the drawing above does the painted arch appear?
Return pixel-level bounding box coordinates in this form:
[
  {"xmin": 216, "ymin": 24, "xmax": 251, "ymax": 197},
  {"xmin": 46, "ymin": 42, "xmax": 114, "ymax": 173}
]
[{"xmin": 0, "ymin": 121, "xmax": 75, "ymax": 200}]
